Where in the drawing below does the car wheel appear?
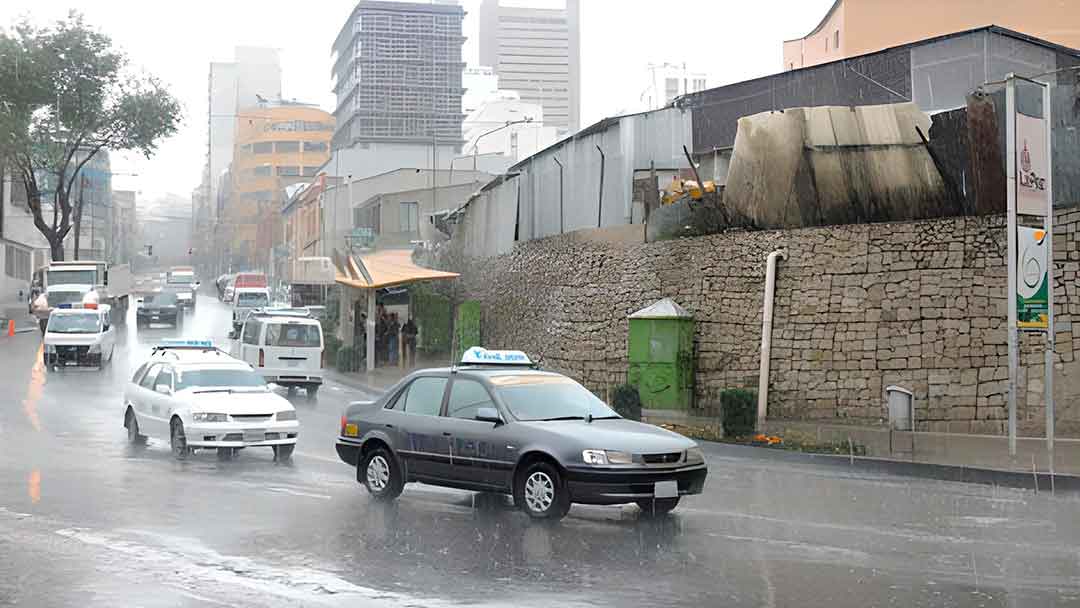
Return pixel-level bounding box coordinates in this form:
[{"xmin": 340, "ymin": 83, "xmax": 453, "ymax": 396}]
[
  {"xmin": 125, "ymin": 409, "xmax": 146, "ymax": 446},
  {"xmin": 273, "ymin": 444, "xmax": 295, "ymax": 462},
  {"xmin": 360, "ymin": 446, "xmax": 403, "ymax": 500},
  {"xmin": 515, "ymin": 461, "xmax": 570, "ymax": 520},
  {"xmin": 636, "ymin": 497, "xmax": 680, "ymax": 517},
  {"xmin": 306, "ymin": 384, "xmax": 319, "ymax": 400},
  {"xmin": 217, "ymin": 447, "xmax": 235, "ymax": 461},
  {"xmin": 286, "ymin": 385, "xmax": 297, "ymax": 397},
  {"xmin": 170, "ymin": 419, "xmax": 189, "ymax": 461}
]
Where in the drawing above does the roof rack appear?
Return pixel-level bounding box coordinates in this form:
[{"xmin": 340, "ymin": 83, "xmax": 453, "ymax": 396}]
[
  {"xmin": 250, "ymin": 307, "xmax": 313, "ymax": 318},
  {"xmin": 150, "ymin": 339, "xmax": 228, "ymax": 357}
]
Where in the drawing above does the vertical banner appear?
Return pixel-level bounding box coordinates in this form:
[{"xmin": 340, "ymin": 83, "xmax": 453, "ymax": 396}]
[
  {"xmin": 1017, "ymin": 226, "xmax": 1049, "ymax": 331},
  {"xmin": 1017, "ymin": 112, "xmax": 1050, "ymax": 216}
]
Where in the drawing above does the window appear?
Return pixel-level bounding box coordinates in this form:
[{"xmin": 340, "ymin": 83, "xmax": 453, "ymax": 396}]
[
  {"xmin": 274, "ymin": 141, "xmax": 300, "ymax": 153},
  {"xmin": 140, "ymin": 364, "xmax": 163, "ymax": 389},
  {"xmin": 242, "ymin": 319, "xmax": 261, "ymax": 344},
  {"xmin": 253, "ymin": 142, "xmax": 273, "ymax": 154},
  {"xmin": 266, "ymin": 323, "xmax": 321, "ymax": 347},
  {"xmin": 175, "ymin": 369, "xmax": 266, "ymax": 391},
  {"xmin": 834, "ymin": 30, "xmax": 840, "ymax": 49},
  {"xmin": 242, "ymin": 144, "xmax": 252, "ymax": 153},
  {"xmin": 154, "ymin": 366, "xmax": 175, "ymax": 391},
  {"xmin": 132, "ymin": 362, "xmax": 150, "ymax": 384},
  {"xmin": 447, "ymin": 379, "xmax": 496, "ymax": 420},
  {"xmin": 491, "ymin": 374, "xmax": 618, "ymax": 421},
  {"xmin": 302, "ymin": 166, "xmax": 320, "ymax": 177},
  {"xmin": 253, "ymin": 165, "xmax": 272, "ymax": 177},
  {"xmin": 303, "ymin": 141, "xmax": 328, "ymax": 152},
  {"xmin": 255, "ymin": 191, "xmax": 273, "ymax": 202},
  {"xmin": 276, "ymin": 166, "xmax": 300, "ymax": 177},
  {"xmin": 692, "ymin": 78, "xmax": 706, "ymax": 92},
  {"xmin": 664, "ymin": 77, "xmax": 679, "ymax": 102},
  {"xmin": 399, "ymin": 201, "xmax": 418, "ymax": 233},
  {"xmin": 5, "ymin": 245, "xmax": 30, "ymax": 280},
  {"xmin": 402, "ymin": 377, "xmax": 447, "ymax": 416}
]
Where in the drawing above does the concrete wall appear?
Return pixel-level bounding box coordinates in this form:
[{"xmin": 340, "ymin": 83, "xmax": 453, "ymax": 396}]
[{"xmin": 443, "ymin": 208, "xmax": 1080, "ymax": 438}]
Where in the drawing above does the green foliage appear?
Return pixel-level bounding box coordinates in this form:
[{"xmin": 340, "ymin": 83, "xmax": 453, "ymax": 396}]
[
  {"xmin": 453, "ymin": 300, "xmax": 481, "ymax": 361},
  {"xmin": 611, "ymin": 384, "xmax": 643, "ymax": 421},
  {"xmin": 0, "ymin": 12, "xmax": 182, "ymax": 260},
  {"xmin": 336, "ymin": 346, "xmax": 360, "ymax": 373},
  {"xmin": 720, "ymin": 389, "xmax": 757, "ymax": 438},
  {"xmin": 324, "ymin": 333, "xmax": 342, "ymax": 367},
  {"xmin": 410, "ymin": 283, "xmax": 451, "ymax": 353}
]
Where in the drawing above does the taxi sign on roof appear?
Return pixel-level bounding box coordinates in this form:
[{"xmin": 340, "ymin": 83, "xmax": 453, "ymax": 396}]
[
  {"xmin": 155, "ymin": 339, "xmax": 214, "ymax": 349},
  {"xmin": 460, "ymin": 347, "xmax": 532, "ymax": 366}
]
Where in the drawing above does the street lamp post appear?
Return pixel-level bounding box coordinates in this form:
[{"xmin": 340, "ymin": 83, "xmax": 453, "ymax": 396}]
[{"xmin": 471, "ymin": 118, "xmax": 534, "ymax": 172}]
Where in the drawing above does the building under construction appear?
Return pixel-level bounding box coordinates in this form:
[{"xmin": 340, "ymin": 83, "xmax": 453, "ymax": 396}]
[{"xmin": 331, "ymin": 0, "xmax": 466, "ymax": 149}]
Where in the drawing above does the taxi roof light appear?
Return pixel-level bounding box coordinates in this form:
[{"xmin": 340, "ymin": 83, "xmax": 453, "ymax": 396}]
[
  {"xmin": 459, "ymin": 347, "xmax": 533, "ymax": 366},
  {"xmin": 152, "ymin": 339, "xmax": 216, "ymax": 352}
]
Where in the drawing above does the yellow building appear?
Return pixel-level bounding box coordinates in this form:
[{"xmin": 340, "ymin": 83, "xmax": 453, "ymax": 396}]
[
  {"xmin": 784, "ymin": 0, "xmax": 1080, "ymax": 70},
  {"xmin": 223, "ymin": 103, "xmax": 333, "ymax": 270}
]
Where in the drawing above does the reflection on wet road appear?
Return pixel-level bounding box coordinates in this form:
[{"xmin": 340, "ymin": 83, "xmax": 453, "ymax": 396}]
[{"xmin": 1, "ymin": 293, "xmax": 1079, "ymax": 607}]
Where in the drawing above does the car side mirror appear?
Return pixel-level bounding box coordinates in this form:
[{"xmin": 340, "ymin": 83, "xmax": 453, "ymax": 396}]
[
  {"xmin": 228, "ymin": 330, "xmax": 238, "ymax": 340},
  {"xmin": 154, "ymin": 384, "xmax": 172, "ymax": 395},
  {"xmin": 475, "ymin": 407, "xmax": 503, "ymax": 424}
]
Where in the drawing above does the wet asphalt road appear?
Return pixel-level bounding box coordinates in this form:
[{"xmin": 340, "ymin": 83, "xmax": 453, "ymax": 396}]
[{"xmin": 2, "ymin": 294, "xmax": 1080, "ymax": 607}]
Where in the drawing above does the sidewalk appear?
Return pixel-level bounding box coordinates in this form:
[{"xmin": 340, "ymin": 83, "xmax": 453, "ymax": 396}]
[
  {"xmin": 323, "ymin": 351, "xmax": 453, "ymax": 395},
  {"xmin": 0, "ymin": 305, "xmax": 40, "ymax": 335}
]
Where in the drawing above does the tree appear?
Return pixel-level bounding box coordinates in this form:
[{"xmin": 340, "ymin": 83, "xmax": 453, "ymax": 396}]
[{"xmin": 0, "ymin": 12, "xmax": 180, "ymax": 261}]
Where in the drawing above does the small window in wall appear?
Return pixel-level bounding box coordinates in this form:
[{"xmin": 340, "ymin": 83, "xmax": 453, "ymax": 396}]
[
  {"xmin": 276, "ymin": 166, "xmax": 300, "ymax": 177},
  {"xmin": 303, "ymin": 141, "xmax": 328, "ymax": 152},
  {"xmin": 275, "ymin": 141, "xmax": 300, "ymax": 153},
  {"xmin": 834, "ymin": 30, "xmax": 840, "ymax": 50},
  {"xmin": 399, "ymin": 201, "xmax": 418, "ymax": 233},
  {"xmin": 253, "ymin": 165, "xmax": 272, "ymax": 177},
  {"xmin": 253, "ymin": 142, "xmax": 273, "ymax": 154}
]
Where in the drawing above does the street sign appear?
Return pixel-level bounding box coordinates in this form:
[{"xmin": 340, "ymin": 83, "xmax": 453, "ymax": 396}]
[
  {"xmin": 1017, "ymin": 112, "xmax": 1050, "ymax": 216},
  {"xmin": 1017, "ymin": 226, "xmax": 1049, "ymax": 331}
]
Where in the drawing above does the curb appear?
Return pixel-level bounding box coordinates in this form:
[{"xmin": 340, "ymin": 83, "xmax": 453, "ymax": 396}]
[
  {"xmin": 322, "ymin": 369, "xmax": 384, "ymax": 397},
  {"xmin": 699, "ymin": 440, "xmax": 1080, "ymax": 493}
]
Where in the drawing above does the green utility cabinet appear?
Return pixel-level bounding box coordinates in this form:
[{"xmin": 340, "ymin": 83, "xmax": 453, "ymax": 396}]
[{"xmin": 627, "ymin": 298, "xmax": 695, "ymax": 410}]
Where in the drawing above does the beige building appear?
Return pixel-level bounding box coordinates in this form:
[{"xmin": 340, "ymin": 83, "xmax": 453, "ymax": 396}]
[{"xmin": 783, "ymin": 0, "xmax": 1080, "ymax": 70}]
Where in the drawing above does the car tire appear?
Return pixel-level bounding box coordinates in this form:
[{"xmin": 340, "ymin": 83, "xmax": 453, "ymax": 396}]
[
  {"xmin": 515, "ymin": 461, "xmax": 571, "ymax": 521},
  {"xmin": 637, "ymin": 497, "xmax": 681, "ymax": 516},
  {"xmin": 286, "ymin": 385, "xmax": 297, "ymax": 397},
  {"xmin": 273, "ymin": 444, "xmax": 295, "ymax": 462},
  {"xmin": 306, "ymin": 384, "xmax": 319, "ymax": 400},
  {"xmin": 125, "ymin": 409, "xmax": 147, "ymax": 446},
  {"xmin": 170, "ymin": 419, "xmax": 189, "ymax": 461},
  {"xmin": 360, "ymin": 446, "xmax": 403, "ymax": 500},
  {"xmin": 217, "ymin": 447, "xmax": 235, "ymax": 461}
]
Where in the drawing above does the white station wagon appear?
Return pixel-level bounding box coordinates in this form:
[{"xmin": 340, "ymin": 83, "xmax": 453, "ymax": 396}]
[{"xmin": 122, "ymin": 340, "xmax": 300, "ymax": 461}]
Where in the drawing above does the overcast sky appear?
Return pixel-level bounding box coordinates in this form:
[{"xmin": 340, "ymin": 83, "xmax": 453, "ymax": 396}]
[{"xmin": 1, "ymin": 0, "xmax": 833, "ymax": 200}]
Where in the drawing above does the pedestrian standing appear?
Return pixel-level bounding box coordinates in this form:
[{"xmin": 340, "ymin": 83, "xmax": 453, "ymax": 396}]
[
  {"xmin": 402, "ymin": 318, "xmax": 418, "ymax": 367},
  {"xmin": 387, "ymin": 313, "xmax": 401, "ymax": 366}
]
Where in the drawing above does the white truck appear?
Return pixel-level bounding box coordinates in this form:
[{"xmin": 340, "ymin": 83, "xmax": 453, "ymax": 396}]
[{"xmin": 35, "ymin": 261, "xmax": 132, "ymax": 323}]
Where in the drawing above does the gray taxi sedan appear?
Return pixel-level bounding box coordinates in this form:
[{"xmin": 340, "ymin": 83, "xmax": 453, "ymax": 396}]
[{"xmin": 336, "ymin": 349, "xmax": 707, "ymax": 520}]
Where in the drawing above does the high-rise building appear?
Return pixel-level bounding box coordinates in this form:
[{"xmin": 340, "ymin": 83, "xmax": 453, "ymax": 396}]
[
  {"xmin": 479, "ymin": 0, "xmax": 581, "ymax": 135},
  {"xmin": 640, "ymin": 63, "xmax": 708, "ymax": 111},
  {"xmin": 206, "ymin": 47, "xmax": 282, "ymax": 219},
  {"xmin": 331, "ymin": 0, "xmax": 466, "ymax": 149}
]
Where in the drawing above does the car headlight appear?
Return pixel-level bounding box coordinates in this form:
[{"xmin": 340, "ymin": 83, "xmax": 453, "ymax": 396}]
[
  {"xmin": 277, "ymin": 410, "xmax": 297, "ymax": 421},
  {"xmin": 192, "ymin": 412, "xmax": 228, "ymax": 422},
  {"xmin": 582, "ymin": 449, "xmax": 633, "ymax": 465},
  {"xmin": 685, "ymin": 447, "xmax": 705, "ymax": 464},
  {"xmin": 87, "ymin": 343, "xmax": 101, "ymax": 354}
]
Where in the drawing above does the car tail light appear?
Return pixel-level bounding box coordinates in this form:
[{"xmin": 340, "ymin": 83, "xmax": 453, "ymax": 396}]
[
  {"xmin": 340, "ymin": 415, "xmax": 348, "ymax": 435},
  {"xmin": 258, "ymin": 348, "xmax": 264, "ymax": 367}
]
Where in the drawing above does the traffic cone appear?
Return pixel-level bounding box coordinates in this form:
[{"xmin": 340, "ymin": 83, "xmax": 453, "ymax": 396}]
[{"xmin": 6, "ymin": 319, "xmax": 14, "ymax": 337}]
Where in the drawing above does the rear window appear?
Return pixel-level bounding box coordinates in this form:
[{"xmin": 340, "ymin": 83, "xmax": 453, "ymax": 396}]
[
  {"xmin": 144, "ymin": 292, "xmax": 178, "ymax": 305},
  {"xmin": 167, "ymin": 273, "xmax": 194, "ymax": 284},
  {"xmin": 237, "ymin": 292, "xmax": 269, "ymax": 307},
  {"xmin": 266, "ymin": 322, "xmax": 321, "ymax": 347}
]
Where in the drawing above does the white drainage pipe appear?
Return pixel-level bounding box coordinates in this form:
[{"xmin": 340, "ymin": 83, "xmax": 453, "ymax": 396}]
[{"xmin": 757, "ymin": 249, "xmax": 787, "ymax": 430}]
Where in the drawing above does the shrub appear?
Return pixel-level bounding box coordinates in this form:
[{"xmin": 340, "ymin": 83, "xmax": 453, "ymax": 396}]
[
  {"xmin": 611, "ymin": 384, "xmax": 643, "ymax": 421},
  {"xmin": 324, "ymin": 334, "xmax": 342, "ymax": 367},
  {"xmin": 336, "ymin": 346, "xmax": 358, "ymax": 373},
  {"xmin": 720, "ymin": 389, "xmax": 756, "ymax": 438}
]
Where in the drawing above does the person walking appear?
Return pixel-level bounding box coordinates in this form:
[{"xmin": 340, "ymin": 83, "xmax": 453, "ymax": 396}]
[
  {"xmin": 402, "ymin": 318, "xmax": 418, "ymax": 367},
  {"xmin": 387, "ymin": 313, "xmax": 401, "ymax": 366}
]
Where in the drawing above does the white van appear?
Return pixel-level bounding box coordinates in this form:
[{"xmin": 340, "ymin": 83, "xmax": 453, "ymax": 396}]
[
  {"xmin": 43, "ymin": 303, "xmax": 116, "ymax": 370},
  {"xmin": 237, "ymin": 309, "xmax": 324, "ymax": 398},
  {"xmin": 231, "ymin": 287, "xmax": 271, "ymax": 334}
]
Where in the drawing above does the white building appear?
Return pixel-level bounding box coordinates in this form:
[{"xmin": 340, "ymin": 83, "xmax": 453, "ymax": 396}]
[
  {"xmin": 479, "ymin": 0, "xmax": 581, "ymax": 135},
  {"xmin": 463, "ymin": 66, "xmax": 500, "ymax": 115},
  {"xmin": 462, "ymin": 91, "xmax": 559, "ymax": 166},
  {"xmin": 640, "ymin": 63, "xmax": 709, "ymax": 111}
]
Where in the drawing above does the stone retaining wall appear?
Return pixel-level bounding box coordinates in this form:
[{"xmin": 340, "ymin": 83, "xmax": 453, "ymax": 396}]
[{"xmin": 442, "ymin": 209, "xmax": 1080, "ymax": 437}]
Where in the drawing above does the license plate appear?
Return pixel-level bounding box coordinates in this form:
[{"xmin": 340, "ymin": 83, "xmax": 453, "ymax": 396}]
[
  {"xmin": 243, "ymin": 430, "xmax": 264, "ymax": 442},
  {"xmin": 654, "ymin": 481, "xmax": 678, "ymax": 498},
  {"xmin": 152, "ymin": 316, "xmax": 160, "ymax": 320},
  {"xmin": 65, "ymin": 360, "xmax": 78, "ymax": 367}
]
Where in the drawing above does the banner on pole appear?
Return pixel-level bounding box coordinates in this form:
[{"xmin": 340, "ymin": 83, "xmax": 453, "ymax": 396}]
[
  {"xmin": 1017, "ymin": 226, "xmax": 1049, "ymax": 331},
  {"xmin": 1017, "ymin": 112, "xmax": 1050, "ymax": 216}
]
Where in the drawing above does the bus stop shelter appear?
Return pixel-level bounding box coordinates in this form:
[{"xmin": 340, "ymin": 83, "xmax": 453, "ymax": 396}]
[{"xmin": 334, "ymin": 249, "xmax": 459, "ymax": 371}]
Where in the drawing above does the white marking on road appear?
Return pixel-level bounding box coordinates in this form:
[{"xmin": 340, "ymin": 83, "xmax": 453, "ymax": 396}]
[{"xmin": 264, "ymin": 486, "xmax": 332, "ymax": 500}]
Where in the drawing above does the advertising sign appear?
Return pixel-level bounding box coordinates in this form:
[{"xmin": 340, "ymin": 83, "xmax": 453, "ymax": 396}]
[
  {"xmin": 1017, "ymin": 112, "xmax": 1050, "ymax": 216},
  {"xmin": 1017, "ymin": 226, "xmax": 1049, "ymax": 331}
]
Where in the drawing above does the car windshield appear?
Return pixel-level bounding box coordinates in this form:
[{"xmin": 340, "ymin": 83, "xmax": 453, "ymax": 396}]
[
  {"xmin": 48, "ymin": 290, "xmax": 86, "ymax": 306},
  {"xmin": 266, "ymin": 323, "xmax": 321, "ymax": 347},
  {"xmin": 174, "ymin": 368, "xmax": 268, "ymax": 391},
  {"xmin": 237, "ymin": 292, "xmax": 269, "ymax": 307},
  {"xmin": 47, "ymin": 313, "xmax": 101, "ymax": 334},
  {"xmin": 167, "ymin": 273, "xmax": 194, "ymax": 284},
  {"xmin": 143, "ymin": 292, "xmax": 178, "ymax": 306},
  {"xmin": 491, "ymin": 375, "xmax": 619, "ymax": 421}
]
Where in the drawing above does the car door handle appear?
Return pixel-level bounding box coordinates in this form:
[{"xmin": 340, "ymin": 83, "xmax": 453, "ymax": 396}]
[
  {"xmin": 384, "ymin": 424, "xmax": 394, "ymax": 429},
  {"xmin": 442, "ymin": 432, "xmax": 452, "ymax": 437}
]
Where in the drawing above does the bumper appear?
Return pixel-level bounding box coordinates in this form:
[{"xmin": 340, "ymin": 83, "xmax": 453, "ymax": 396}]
[
  {"xmin": 138, "ymin": 312, "xmax": 179, "ymax": 325},
  {"xmin": 262, "ymin": 368, "xmax": 323, "ymax": 385},
  {"xmin": 183, "ymin": 421, "xmax": 300, "ymax": 448},
  {"xmin": 176, "ymin": 298, "xmax": 195, "ymax": 308},
  {"xmin": 563, "ymin": 464, "xmax": 708, "ymax": 505},
  {"xmin": 44, "ymin": 351, "xmax": 102, "ymax": 368},
  {"xmin": 336, "ymin": 439, "xmax": 362, "ymax": 466}
]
